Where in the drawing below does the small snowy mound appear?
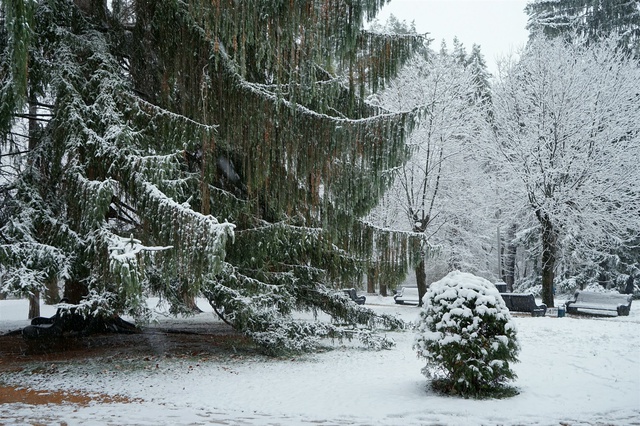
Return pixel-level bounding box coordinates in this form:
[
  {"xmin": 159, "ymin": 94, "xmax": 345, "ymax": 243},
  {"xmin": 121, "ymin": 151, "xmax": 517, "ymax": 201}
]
[{"xmin": 414, "ymin": 270, "xmax": 519, "ymax": 398}]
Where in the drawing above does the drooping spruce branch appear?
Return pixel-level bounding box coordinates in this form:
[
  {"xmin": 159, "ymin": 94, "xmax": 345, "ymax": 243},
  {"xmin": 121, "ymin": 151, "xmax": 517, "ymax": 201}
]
[{"xmin": 1, "ymin": 0, "xmax": 428, "ymax": 353}]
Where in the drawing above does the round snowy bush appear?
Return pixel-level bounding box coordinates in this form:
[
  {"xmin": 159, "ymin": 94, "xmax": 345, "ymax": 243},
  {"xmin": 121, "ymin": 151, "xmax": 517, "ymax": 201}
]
[{"xmin": 414, "ymin": 271, "xmax": 519, "ymax": 398}]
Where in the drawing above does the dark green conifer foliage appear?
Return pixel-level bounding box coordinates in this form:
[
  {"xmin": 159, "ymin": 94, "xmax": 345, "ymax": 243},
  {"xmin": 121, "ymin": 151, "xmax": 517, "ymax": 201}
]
[
  {"xmin": 415, "ymin": 272, "xmax": 519, "ymax": 398},
  {"xmin": 0, "ymin": 0, "xmax": 425, "ymax": 353},
  {"xmin": 526, "ymin": 0, "xmax": 640, "ymax": 57}
]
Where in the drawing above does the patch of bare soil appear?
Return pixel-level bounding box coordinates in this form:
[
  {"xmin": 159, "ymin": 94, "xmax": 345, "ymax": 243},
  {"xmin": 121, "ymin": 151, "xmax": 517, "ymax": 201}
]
[
  {"xmin": 0, "ymin": 321, "xmax": 258, "ymax": 374},
  {"xmin": 0, "ymin": 321, "xmax": 259, "ymax": 412},
  {"xmin": 0, "ymin": 384, "xmax": 140, "ymax": 406}
]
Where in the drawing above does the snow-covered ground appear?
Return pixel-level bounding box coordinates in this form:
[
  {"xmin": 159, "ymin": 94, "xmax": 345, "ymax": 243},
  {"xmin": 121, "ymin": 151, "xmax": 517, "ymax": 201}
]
[{"xmin": 1, "ymin": 295, "xmax": 639, "ymax": 425}]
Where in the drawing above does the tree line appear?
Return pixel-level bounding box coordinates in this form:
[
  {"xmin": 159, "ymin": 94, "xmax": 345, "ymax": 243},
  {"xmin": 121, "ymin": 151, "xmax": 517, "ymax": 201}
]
[{"xmin": 368, "ymin": 2, "xmax": 640, "ymax": 308}]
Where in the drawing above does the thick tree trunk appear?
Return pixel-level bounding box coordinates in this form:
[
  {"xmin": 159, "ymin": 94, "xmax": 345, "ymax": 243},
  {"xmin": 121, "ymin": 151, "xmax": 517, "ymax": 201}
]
[
  {"xmin": 538, "ymin": 211, "xmax": 556, "ymax": 308},
  {"xmin": 64, "ymin": 279, "xmax": 87, "ymax": 305},
  {"xmin": 415, "ymin": 257, "xmax": 427, "ymax": 307},
  {"xmin": 28, "ymin": 292, "xmax": 40, "ymax": 319},
  {"xmin": 27, "ymin": 93, "xmax": 41, "ymax": 319},
  {"xmin": 379, "ymin": 283, "xmax": 388, "ymax": 297},
  {"xmin": 44, "ymin": 277, "xmax": 60, "ymax": 305},
  {"xmin": 366, "ymin": 267, "xmax": 376, "ymax": 294},
  {"xmin": 182, "ymin": 293, "xmax": 202, "ymax": 313},
  {"xmin": 502, "ymin": 224, "xmax": 517, "ymax": 292},
  {"xmin": 503, "ymin": 249, "xmax": 517, "ymax": 293},
  {"xmin": 624, "ymin": 275, "xmax": 635, "ymax": 294}
]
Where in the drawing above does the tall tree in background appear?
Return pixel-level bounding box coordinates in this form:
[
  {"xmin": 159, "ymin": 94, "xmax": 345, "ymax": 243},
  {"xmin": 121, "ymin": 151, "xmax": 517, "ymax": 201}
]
[
  {"xmin": 368, "ymin": 13, "xmax": 417, "ymax": 35},
  {"xmin": 526, "ymin": 0, "xmax": 640, "ymax": 293},
  {"xmin": 367, "ymin": 44, "xmax": 492, "ymax": 306},
  {"xmin": 466, "ymin": 44, "xmax": 492, "ymax": 105},
  {"xmin": 526, "ymin": 0, "xmax": 640, "ymax": 57},
  {"xmin": 488, "ymin": 36, "xmax": 640, "ymax": 307},
  {"xmin": 0, "ymin": 0, "xmax": 425, "ymax": 353}
]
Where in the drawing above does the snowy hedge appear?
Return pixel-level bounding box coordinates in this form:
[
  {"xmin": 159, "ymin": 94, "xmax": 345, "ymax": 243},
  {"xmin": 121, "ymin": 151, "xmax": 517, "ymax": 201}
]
[{"xmin": 414, "ymin": 271, "xmax": 519, "ymax": 398}]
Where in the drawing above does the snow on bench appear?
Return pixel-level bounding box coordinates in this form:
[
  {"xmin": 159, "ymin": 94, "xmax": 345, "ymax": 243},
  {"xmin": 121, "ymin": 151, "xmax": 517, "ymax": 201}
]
[
  {"xmin": 499, "ymin": 293, "xmax": 547, "ymax": 317},
  {"xmin": 565, "ymin": 291, "xmax": 633, "ymax": 316}
]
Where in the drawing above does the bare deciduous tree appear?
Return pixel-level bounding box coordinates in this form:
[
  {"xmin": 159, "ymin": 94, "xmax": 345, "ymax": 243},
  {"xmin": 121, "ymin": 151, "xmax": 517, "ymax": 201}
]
[
  {"xmin": 488, "ymin": 36, "xmax": 640, "ymax": 307},
  {"xmin": 368, "ymin": 51, "xmax": 492, "ymax": 305}
]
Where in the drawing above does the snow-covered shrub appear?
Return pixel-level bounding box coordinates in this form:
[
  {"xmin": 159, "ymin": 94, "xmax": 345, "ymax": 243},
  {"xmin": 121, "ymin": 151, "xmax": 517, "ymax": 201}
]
[
  {"xmin": 555, "ymin": 277, "xmax": 579, "ymax": 296},
  {"xmin": 513, "ymin": 278, "xmax": 541, "ymax": 296},
  {"xmin": 582, "ymin": 282, "xmax": 618, "ymax": 294},
  {"xmin": 414, "ymin": 270, "xmax": 519, "ymax": 398}
]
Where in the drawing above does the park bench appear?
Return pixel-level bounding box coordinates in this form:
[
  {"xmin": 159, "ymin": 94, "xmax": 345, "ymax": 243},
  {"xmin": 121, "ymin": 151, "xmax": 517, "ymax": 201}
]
[
  {"xmin": 500, "ymin": 293, "xmax": 547, "ymax": 317},
  {"xmin": 342, "ymin": 288, "xmax": 366, "ymax": 305},
  {"xmin": 494, "ymin": 282, "xmax": 507, "ymax": 293},
  {"xmin": 565, "ymin": 291, "xmax": 633, "ymax": 316}
]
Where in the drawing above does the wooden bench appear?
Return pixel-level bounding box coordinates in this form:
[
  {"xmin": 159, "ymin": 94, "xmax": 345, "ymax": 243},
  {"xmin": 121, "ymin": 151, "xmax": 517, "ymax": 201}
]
[
  {"xmin": 565, "ymin": 291, "xmax": 633, "ymax": 316},
  {"xmin": 500, "ymin": 293, "xmax": 547, "ymax": 317}
]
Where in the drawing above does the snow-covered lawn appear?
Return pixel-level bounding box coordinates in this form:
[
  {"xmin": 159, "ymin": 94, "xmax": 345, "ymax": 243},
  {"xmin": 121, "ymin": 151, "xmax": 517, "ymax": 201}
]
[{"xmin": 1, "ymin": 295, "xmax": 639, "ymax": 425}]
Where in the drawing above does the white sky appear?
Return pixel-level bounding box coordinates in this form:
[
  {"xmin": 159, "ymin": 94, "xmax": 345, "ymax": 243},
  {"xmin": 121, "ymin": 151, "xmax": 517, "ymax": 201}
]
[{"xmin": 372, "ymin": 0, "xmax": 531, "ymax": 74}]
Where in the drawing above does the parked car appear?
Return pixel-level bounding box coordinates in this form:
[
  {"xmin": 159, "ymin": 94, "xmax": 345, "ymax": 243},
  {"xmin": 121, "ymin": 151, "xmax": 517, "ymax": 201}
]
[
  {"xmin": 394, "ymin": 286, "xmax": 420, "ymax": 305},
  {"xmin": 342, "ymin": 288, "xmax": 366, "ymax": 305}
]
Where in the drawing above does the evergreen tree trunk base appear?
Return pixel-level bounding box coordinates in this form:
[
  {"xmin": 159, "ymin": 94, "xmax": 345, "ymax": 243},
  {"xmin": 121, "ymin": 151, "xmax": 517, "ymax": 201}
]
[
  {"xmin": 379, "ymin": 284, "xmax": 388, "ymax": 297},
  {"xmin": 22, "ymin": 309, "xmax": 138, "ymax": 340},
  {"xmin": 183, "ymin": 296, "xmax": 203, "ymax": 314},
  {"xmin": 367, "ymin": 267, "xmax": 378, "ymax": 295},
  {"xmin": 28, "ymin": 293, "xmax": 40, "ymax": 320},
  {"xmin": 63, "ymin": 281, "xmax": 87, "ymax": 306}
]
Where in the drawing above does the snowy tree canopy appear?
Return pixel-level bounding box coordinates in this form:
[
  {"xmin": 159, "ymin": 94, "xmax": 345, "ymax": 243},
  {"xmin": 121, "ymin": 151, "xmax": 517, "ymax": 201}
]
[
  {"xmin": 487, "ymin": 35, "xmax": 640, "ymax": 307},
  {"xmin": 366, "ymin": 42, "xmax": 496, "ymax": 301}
]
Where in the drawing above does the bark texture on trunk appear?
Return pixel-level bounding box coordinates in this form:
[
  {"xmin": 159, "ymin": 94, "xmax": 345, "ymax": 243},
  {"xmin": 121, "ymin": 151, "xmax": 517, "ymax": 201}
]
[
  {"xmin": 28, "ymin": 292, "xmax": 40, "ymax": 319},
  {"xmin": 64, "ymin": 280, "xmax": 87, "ymax": 305},
  {"xmin": 502, "ymin": 224, "xmax": 518, "ymax": 293},
  {"xmin": 27, "ymin": 93, "xmax": 41, "ymax": 320},
  {"xmin": 379, "ymin": 283, "xmax": 388, "ymax": 297},
  {"xmin": 415, "ymin": 257, "xmax": 427, "ymax": 307},
  {"xmin": 367, "ymin": 267, "xmax": 377, "ymax": 294},
  {"xmin": 538, "ymin": 211, "xmax": 556, "ymax": 308},
  {"xmin": 183, "ymin": 295, "xmax": 203, "ymax": 313}
]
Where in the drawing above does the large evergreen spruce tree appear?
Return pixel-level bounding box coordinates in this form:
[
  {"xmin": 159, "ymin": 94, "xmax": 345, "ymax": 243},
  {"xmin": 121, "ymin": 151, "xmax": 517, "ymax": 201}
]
[{"xmin": 0, "ymin": 0, "xmax": 425, "ymax": 353}]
